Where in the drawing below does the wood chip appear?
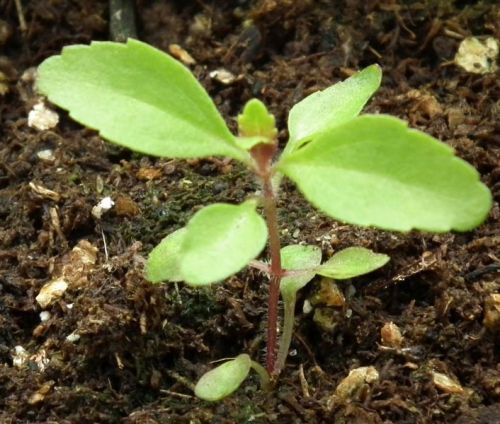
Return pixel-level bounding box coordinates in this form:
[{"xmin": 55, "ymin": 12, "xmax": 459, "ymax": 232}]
[
  {"xmin": 36, "ymin": 278, "xmax": 68, "ymax": 309},
  {"xmin": 0, "ymin": 71, "xmax": 9, "ymax": 95},
  {"xmin": 28, "ymin": 381, "xmax": 54, "ymax": 405},
  {"xmin": 381, "ymin": 321, "xmax": 403, "ymax": 348},
  {"xmin": 328, "ymin": 366, "xmax": 379, "ymax": 409},
  {"xmin": 432, "ymin": 371, "xmax": 464, "ymax": 394},
  {"xmin": 36, "ymin": 240, "xmax": 98, "ymax": 308},
  {"xmin": 168, "ymin": 44, "xmax": 196, "ymax": 65},
  {"xmin": 136, "ymin": 167, "xmax": 162, "ymax": 181},
  {"xmin": 310, "ymin": 278, "xmax": 345, "ymax": 307},
  {"xmin": 29, "ymin": 182, "xmax": 61, "ymax": 202},
  {"xmin": 115, "ymin": 195, "xmax": 140, "ymax": 217},
  {"xmin": 209, "ymin": 68, "xmax": 237, "ymax": 85},
  {"xmin": 483, "ymin": 293, "xmax": 500, "ymax": 332}
]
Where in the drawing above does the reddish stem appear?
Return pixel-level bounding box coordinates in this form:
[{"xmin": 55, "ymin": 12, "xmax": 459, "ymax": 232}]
[
  {"xmin": 250, "ymin": 142, "xmax": 282, "ymax": 375},
  {"xmin": 262, "ymin": 174, "xmax": 282, "ymax": 375}
]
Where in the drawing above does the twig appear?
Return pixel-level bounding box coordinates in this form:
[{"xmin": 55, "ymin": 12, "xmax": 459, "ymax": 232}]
[
  {"xmin": 159, "ymin": 389, "xmax": 194, "ymax": 400},
  {"xmin": 14, "ymin": 0, "xmax": 27, "ymax": 32},
  {"xmin": 109, "ymin": 0, "xmax": 137, "ymax": 42},
  {"xmin": 165, "ymin": 370, "xmax": 195, "ymax": 391},
  {"xmin": 298, "ymin": 364, "xmax": 311, "ymax": 398},
  {"xmin": 101, "ymin": 227, "xmax": 109, "ymax": 262},
  {"xmin": 464, "ymin": 264, "xmax": 500, "ymax": 281}
]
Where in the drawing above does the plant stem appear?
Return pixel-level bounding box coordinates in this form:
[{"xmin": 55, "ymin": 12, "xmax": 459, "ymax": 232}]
[
  {"xmin": 250, "ymin": 360, "xmax": 271, "ymax": 391},
  {"xmin": 249, "ymin": 141, "xmax": 282, "ymax": 375},
  {"xmin": 262, "ymin": 173, "xmax": 282, "ymax": 375},
  {"xmin": 275, "ymin": 293, "xmax": 296, "ymax": 375}
]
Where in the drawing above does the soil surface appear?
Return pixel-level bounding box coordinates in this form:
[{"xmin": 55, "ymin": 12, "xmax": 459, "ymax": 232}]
[{"xmin": 1, "ymin": 1, "xmax": 499, "ymax": 423}]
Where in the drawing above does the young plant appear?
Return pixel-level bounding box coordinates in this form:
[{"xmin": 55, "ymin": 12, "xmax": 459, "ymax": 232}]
[{"xmin": 36, "ymin": 39, "xmax": 492, "ymax": 400}]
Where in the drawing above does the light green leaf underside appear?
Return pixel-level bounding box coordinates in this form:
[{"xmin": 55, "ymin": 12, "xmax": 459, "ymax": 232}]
[
  {"xmin": 146, "ymin": 228, "xmax": 187, "ymax": 283},
  {"xmin": 317, "ymin": 247, "xmax": 389, "ymax": 280},
  {"xmin": 37, "ymin": 39, "xmax": 246, "ymax": 161},
  {"xmin": 180, "ymin": 201, "xmax": 268, "ymax": 286},
  {"xmin": 194, "ymin": 354, "xmax": 251, "ymax": 401},
  {"xmin": 280, "ymin": 245, "xmax": 322, "ymax": 296},
  {"xmin": 285, "ymin": 64, "xmax": 382, "ymax": 155},
  {"xmin": 279, "ymin": 114, "xmax": 492, "ymax": 232}
]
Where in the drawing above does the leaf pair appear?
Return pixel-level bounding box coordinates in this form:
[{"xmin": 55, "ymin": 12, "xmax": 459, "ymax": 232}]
[
  {"xmin": 279, "ymin": 245, "xmax": 389, "ymax": 298},
  {"xmin": 37, "ymin": 38, "xmax": 491, "ymax": 234},
  {"xmin": 146, "ymin": 201, "xmax": 267, "ymax": 285},
  {"xmin": 194, "ymin": 245, "xmax": 390, "ymax": 403}
]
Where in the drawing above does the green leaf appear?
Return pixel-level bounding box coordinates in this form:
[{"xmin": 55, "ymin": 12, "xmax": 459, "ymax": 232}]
[
  {"xmin": 280, "ymin": 245, "xmax": 322, "ymax": 297},
  {"xmin": 284, "ymin": 64, "xmax": 381, "ymax": 155},
  {"xmin": 237, "ymin": 98, "xmax": 277, "ymax": 141},
  {"xmin": 194, "ymin": 354, "xmax": 251, "ymax": 401},
  {"xmin": 317, "ymin": 247, "xmax": 389, "ymax": 280},
  {"xmin": 235, "ymin": 136, "xmax": 269, "ymax": 151},
  {"xmin": 146, "ymin": 228, "xmax": 187, "ymax": 283},
  {"xmin": 279, "ymin": 114, "xmax": 492, "ymax": 232},
  {"xmin": 37, "ymin": 39, "xmax": 247, "ymax": 161},
  {"xmin": 180, "ymin": 201, "xmax": 268, "ymax": 286}
]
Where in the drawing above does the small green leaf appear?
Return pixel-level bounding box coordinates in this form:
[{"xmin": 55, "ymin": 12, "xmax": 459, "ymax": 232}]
[
  {"xmin": 146, "ymin": 228, "xmax": 186, "ymax": 283},
  {"xmin": 180, "ymin": 201, "xmax": 268, "ymax": 286},
  {"xmin": 284, "ymin": 64, "xmax": 381, "ymax": 155},
  {"xmin": 280, "ymin": 245, "xmax": 322, "ymax": 297},
  {"xmin": 235, "ymin": 136, "xmax": 269, "ymax": 151},
  {"xmin": 37, "ymin": 39, "xmax": 247, "ymax": 161},
  {"xmin": 237, "ymin": 98, "xmax": 277, "ymax": 141},
  {"xmin": 195, "ymin": 354, "xmax": 251, "ymax": 401},
  {"xmin": 317, "ymin": 247, "xmax": 389, "ymax": 280},
  {"xmin": 279, "ymin": 115, "xmax": 492, "ymax": 232}
]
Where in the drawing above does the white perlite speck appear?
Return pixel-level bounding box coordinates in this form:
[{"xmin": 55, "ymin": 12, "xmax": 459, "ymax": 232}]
[
  {"xmin": 39, "ymin": 311, "xmax": 51, "ymax": 322},
  {"xmin": 92, "ymin": 196, "xmax": 115, "ymax": 219},
  {"xmin": 455, "ymin": 37, "xmax": 498, "ymax": 74},
  {"xmin": 28, "ymin": 101, "xmax": 59, "ymax": 130}
]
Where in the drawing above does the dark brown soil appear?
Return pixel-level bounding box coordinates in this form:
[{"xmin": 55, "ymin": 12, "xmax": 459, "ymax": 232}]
[{"xmin": 1, "ymin": 1, "xmax": 499, "ymax": 423}]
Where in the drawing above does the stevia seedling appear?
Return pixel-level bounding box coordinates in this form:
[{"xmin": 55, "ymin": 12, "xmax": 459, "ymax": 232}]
[{"xmin": 36, "ymin": 38, "xmax": 492, "ymax": 400}]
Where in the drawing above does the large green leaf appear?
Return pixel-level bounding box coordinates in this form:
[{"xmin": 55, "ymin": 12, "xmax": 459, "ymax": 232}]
[
  {"xmin": 284, "ymin": 64, "xmax": 381, "ymax": 155},
  {"xmin": 179, "ymin": 201, "xmax": 268, "ymax": 285},
  {"xmin": 146, "ymin": 228, "xmax": 187, "ymax": 283},
  {"xmin": 37, "ymin": 39, "xmax": 246, "ymax": 161},
  {"xmin": 280, "ymin": 245, "xmax": 322, "ymax": 297},
  {"xmin": 194, "ymin": 354, "xmax": 251, "ymax": 401},
  {"xmin": 317, "ymin": 247, "xmax": 389, "ymax": 280},
  {"xmin": 279, "ymin": 114, "xmax": 492, "ymax": 232}
]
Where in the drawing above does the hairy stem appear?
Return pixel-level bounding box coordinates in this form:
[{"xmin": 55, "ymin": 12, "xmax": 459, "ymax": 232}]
[
  {"xmin": 262, "ymin": 173, "xmax": 282, "ymax": 375},
  {"xmin": 275, "ymin": 293, "xmax": 296, "ymax": 375}
]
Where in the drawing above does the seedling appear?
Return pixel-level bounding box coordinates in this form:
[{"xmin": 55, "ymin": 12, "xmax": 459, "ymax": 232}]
[{"xmin": 36, "ymin": 39, "xmax": 491, "ymax": 401}]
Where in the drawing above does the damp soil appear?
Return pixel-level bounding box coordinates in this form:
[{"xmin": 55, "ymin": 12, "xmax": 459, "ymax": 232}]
[{"xmin": 0, "ymin": 1, "xmax": 499, "ymax": 423}]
